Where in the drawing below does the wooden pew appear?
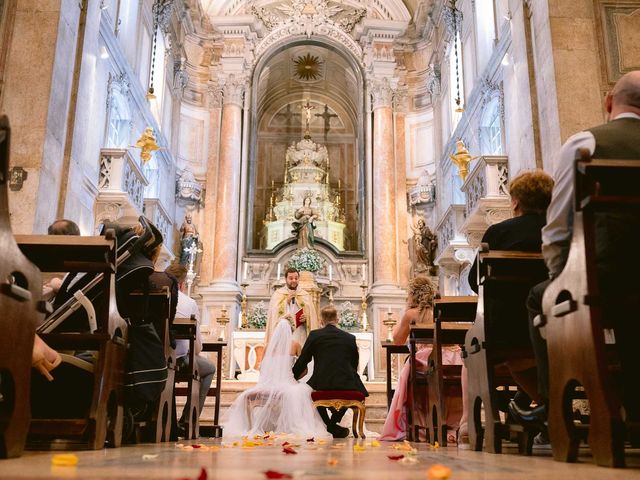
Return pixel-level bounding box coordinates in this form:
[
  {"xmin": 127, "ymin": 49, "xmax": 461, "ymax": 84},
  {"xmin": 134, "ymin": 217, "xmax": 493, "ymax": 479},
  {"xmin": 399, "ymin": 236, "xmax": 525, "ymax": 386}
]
[
  {"xmin": 16, "ymin": 234, "xmax": 128, "ymax": 450},
  {"xmin": 199, "ymin": 341, "xmax": 226, "ymax": 438},
  {"xmin": 464, "ymin": 249, "xmax": 548, "ymax": 454},
  {"xmin": 125, "ymin": 288, "xmax": 175, "ymax": 443},
  {"xmin": 173, "ymin": 315, "xmax": 201, "ymax": 439},
  {"xmin": 538, "ymin": 152, "xmax": 640, "ymax": 467},
  {"xmin": 0, "ymin": 116, "xmax": 45, "ymax": 458},
  {"xmin": 426, "ymin": 296, "xmax": 476, "ymax": 446},
  {"xmin": 407, "ymin": 325, "xmax": 435, "ymax": 442}
]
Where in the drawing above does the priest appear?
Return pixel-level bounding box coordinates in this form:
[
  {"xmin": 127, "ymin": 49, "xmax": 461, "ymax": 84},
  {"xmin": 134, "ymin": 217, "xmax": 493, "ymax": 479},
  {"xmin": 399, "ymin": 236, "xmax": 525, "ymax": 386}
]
[{"xmin": 265, "ymin": 266, "xmax": 319, "ymax": 347}]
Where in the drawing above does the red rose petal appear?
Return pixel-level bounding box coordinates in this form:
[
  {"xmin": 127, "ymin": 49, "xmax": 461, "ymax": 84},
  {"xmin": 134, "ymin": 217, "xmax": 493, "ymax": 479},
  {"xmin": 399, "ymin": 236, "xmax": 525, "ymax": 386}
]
[
  {"xmin": 264, "ymin": 470, "xmax": 293, "ymax": 479},
  {"xmin": 281, "ymin": 441, "xmax": 290, "ymax": 447},
  {"xmin": 282, "ymin": 446, "xmax": 297, "ymax": 455},
  {"xmin": 191, "ymin": 444, "xmax": 202, "ymax": 449},
  {"xmin": 197, "ymin": 468, "xmax": 208, "ymax": 480},
  {"xmin": 387, "ymin": 455, "xmax": 405, "ymax": 461},
  {"xmin": 306, "ymin": 437, "xmax": 314, "ymax": 442}
]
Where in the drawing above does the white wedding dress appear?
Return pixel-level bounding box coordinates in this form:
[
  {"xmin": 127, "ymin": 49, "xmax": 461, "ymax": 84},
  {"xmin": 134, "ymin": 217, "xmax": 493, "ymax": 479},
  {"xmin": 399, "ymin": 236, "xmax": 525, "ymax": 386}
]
[{"xmin": 222, "ymin": 319, "xmax": 329, "ymax": 438}]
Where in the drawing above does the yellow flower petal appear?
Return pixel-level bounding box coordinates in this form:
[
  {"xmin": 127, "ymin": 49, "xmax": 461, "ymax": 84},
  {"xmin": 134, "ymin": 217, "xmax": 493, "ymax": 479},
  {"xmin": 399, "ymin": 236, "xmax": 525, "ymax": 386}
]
[
  {"xmin": 427, "ymin": 464, "xmax": 452, "ymax": 480},
  {"xmin": 51, "ymin": 454, "xmax": 79, "ymax": 467},
  {"xmin": 327, "ymin": 458, "xmax": 339, "ymax": 466},
  {"xmin": 371, "ymin": 440, "xmax": 381, "ymax": 447}
]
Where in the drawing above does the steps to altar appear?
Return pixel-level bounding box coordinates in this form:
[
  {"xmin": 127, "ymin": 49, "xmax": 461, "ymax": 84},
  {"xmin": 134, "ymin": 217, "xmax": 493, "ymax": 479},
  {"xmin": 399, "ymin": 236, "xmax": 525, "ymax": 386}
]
[{"xmin": 177, "ymin": 381, "xmax": 389, "ymax": 435}]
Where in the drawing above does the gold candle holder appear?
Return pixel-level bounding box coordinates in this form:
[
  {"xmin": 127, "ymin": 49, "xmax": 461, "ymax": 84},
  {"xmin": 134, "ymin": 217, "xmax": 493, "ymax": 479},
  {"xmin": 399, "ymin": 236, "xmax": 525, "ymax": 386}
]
[
  {"xmin": 240, "ymin": 282, "xmax": 249, "ymax": 329},
  {"xmin": 383, "ymin": 310, "xmax": 397, "ymax": 343},
  {"xmin": 360, "ymin": 282, "xmax": 368, "ymax": 331},
  {"xmin": 216, "ymin": 305, "xmax": 229, "ymax": 342}
]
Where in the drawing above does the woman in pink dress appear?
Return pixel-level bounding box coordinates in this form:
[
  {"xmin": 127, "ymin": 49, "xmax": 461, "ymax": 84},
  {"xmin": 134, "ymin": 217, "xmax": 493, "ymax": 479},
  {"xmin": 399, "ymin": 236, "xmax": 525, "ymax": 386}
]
[{"xmin": 379, "ymin": 276, "xmax": 468, "ymax": 444}]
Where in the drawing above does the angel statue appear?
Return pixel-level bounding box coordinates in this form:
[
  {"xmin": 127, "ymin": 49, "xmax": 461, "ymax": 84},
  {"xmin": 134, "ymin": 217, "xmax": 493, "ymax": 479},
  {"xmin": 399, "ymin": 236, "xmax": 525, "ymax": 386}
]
[
  {"xmin": 179, "ymin": 213, "xmax": 199, "ymax": 265},
  {"xmin": 132, "ymin": 127, "xmax": 160, "ymax": 163},
  {"xmin": 291, "ymin": 196, "xmax": 318, "ymax": 249}
]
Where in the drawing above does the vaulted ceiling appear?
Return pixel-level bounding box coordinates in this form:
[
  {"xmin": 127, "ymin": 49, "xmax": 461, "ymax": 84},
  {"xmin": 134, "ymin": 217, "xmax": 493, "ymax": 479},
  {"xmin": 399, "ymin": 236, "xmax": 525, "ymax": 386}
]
[{"xmin": 199, "ymin": 0, "xmax": 417, "ymax": 22}]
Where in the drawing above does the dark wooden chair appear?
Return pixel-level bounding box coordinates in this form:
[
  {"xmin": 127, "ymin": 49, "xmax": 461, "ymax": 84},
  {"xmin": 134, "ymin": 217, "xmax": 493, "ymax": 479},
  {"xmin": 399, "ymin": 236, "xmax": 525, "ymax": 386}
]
[
  {"xmin": 0, "ymin": 116, "xmax": 46, "ymax": 458},
  {"xmin": 173, "ymin": 315, "xmax": 201, "ymax": 439},
  {"xmin": 407, "ymin": 325, "xmax": 435, "ymax": 442},
  {"xmin": 17, "ymin": 234, "xmax": 128, "ymax": 450},
  {"xmin": 125, "ymin": 288, "xmax": 175, "ymax": 443},
  {"xmin": 199, "ymin": 341, "xmax": 226, "ymax": 438},
  {"xmin": 426, "ymin": 296, "xmax": 476, "ymax": 446},
  {"xmin": 463, "ymin": 249, "xmax": 548, "ymax": 454},
  {"xmin": 538, "ymin": 151, "xmax": 640, "ymax": 467}
]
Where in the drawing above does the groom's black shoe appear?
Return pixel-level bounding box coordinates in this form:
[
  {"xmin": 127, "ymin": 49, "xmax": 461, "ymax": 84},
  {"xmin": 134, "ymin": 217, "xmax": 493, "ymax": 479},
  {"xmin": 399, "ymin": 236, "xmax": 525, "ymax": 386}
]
[{"xmin": 328, "ymin": 424, "xmax": 350, "ymax": 438}]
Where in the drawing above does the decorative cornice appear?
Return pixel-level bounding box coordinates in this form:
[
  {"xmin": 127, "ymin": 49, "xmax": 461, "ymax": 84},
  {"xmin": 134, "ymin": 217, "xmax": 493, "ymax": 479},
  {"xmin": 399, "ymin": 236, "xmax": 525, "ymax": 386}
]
[{"xmin": 207, "ymin": 83, "xmax": 223, "ymax": 109}]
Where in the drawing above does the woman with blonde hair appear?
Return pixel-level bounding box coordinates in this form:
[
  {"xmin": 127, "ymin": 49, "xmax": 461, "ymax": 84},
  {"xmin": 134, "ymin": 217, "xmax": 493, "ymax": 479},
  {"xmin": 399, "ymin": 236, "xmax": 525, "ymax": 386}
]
[{"xmin": 379, "ymin": 276, "xmax": 467, "ymax": 443}]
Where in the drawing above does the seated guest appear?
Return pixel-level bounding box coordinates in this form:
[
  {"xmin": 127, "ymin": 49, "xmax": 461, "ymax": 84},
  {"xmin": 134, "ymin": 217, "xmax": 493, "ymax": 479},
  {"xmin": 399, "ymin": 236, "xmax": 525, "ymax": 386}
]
[
  {"xmin": 468, "ymin": 170, "xmax": 554, "ymax": 413},
  {"xmin": 379, "ymin": 276, "xmax": 467, "ymax": 444},
  {"xmin": 293, "ymin": 305, "xmax": 368, "ymax": 438},
  {"xmin": 31, "ymin": 219, "xmax": 81, "ymax": 380},
  {"xmin": 514, "ymin": 70, "xmax": 640, "ymax": 428},
  {"xmin": 164, "ymin": 263, "xmax": 216, "ymax": 432}
]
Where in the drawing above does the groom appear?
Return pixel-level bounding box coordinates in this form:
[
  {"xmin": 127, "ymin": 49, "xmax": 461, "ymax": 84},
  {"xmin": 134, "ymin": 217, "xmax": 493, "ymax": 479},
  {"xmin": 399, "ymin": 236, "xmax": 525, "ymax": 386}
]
[{"xmin": 292, "ymin": 305, "xmax": 368, "ymax": 438}]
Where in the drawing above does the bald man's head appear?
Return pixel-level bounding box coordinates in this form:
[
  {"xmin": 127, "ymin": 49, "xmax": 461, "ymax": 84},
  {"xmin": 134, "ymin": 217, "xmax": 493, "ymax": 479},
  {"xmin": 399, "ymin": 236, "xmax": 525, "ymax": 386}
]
[{"xmin": 607, "ymin": 71, "xmax": 640, "ymax": 118}]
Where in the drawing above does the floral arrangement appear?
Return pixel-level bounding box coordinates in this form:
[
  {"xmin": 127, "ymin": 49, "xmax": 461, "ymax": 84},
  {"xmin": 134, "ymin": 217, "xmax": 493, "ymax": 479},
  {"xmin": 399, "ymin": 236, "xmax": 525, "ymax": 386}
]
[
  {"xmin": 247, "ymin": 301, "xmax": 268, "ymax": 330},
  {"xmin": 339, "ymin": 301, "xmax": 360, "ymax": 331},
  {"xmin": 287, "ymin": 247, "xmax": 325, "ymax": 273}
]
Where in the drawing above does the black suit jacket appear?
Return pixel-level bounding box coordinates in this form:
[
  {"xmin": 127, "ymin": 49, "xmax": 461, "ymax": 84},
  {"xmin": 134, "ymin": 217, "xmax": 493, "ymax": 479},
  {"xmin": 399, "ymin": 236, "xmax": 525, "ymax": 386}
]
[
  {"xmin": 292, "ymin": 324, "xmax": 368, "ymax": 396},
  {"xmin": 468, "ymin": 213, "xmax": 546, "ymax": 293}
]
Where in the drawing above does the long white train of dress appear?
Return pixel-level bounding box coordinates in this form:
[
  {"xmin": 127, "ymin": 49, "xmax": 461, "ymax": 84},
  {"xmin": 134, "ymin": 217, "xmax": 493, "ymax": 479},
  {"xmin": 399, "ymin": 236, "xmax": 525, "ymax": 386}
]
[{"xmin": 222, "ymin": 320, "xmax": 328, "ymax": 438}]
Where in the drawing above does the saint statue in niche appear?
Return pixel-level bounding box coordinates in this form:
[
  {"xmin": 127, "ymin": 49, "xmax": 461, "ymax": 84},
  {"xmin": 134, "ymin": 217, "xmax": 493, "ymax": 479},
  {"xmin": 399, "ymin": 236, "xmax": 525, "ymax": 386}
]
[
  {"xmin": 292, "ymin": 196, "xmax": 318, "ymax": 249},
  {"xmin": 179, "ymin": 213, "xmax": 199, "ymax": 265},
  {"xmin": 412, "ymin": 218, "xmax": 437, "ymax": 273}
]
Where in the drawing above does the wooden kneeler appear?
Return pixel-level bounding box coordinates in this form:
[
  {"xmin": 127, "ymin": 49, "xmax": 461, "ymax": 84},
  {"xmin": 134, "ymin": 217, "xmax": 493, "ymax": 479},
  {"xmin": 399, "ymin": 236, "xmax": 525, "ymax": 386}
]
[
  {"xmin": 538, "ymin": 152, "xmax": 640, "ymax": 468},
  {"xmin": 0, "ymin": 116, "xmax": 45, "ymax": 458},
  {"xmin": 464, "ymin": 249, "xmax": 548, "ymax": 454},
  {"xmin": 426, "ymin": 297, "xmax": 475, "ymax": 446},
  {"xmin": 174, "ymin": 315, "xmax": 201, "ymax": 439}
]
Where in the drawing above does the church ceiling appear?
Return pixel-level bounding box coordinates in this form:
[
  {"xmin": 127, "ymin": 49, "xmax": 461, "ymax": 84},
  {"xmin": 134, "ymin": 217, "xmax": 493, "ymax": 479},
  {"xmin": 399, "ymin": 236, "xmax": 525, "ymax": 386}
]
[
  {"xmin": 256, "ymin": 45, "xmax": 359, "ymax": 124},
  {"xmin": 200, "ymin": 0, "xmax": 414, "ymax": 22}
]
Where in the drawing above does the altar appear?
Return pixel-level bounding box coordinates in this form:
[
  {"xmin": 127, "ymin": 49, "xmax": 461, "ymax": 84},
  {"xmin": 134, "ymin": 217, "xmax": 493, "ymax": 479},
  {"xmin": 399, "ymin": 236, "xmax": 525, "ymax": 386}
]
[
  {"xmin": 229, "ymin": 330, "xmax": 375, "ymax": 382},
  {"xmin": 261, "ymin": 106, "xmax": 347, "ymax": 251}
]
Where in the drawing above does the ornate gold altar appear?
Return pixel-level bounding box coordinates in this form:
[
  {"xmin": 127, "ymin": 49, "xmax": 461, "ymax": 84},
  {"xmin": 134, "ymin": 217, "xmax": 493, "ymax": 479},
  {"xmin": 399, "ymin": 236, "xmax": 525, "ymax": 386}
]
[{"xmin": 261, "ymin": 130, "xmax": 347, "ymax": 250}]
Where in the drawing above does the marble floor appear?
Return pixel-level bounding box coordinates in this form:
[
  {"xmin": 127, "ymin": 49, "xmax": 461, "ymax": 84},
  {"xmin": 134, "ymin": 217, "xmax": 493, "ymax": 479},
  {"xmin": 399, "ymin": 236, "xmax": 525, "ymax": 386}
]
[{"xmin": 1, "ymin": 438, "xmax": 639, "ymax": 479}]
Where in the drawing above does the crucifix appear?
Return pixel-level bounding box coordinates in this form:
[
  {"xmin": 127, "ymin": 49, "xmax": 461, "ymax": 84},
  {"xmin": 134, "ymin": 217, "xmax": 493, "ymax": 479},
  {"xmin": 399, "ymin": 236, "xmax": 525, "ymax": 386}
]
[
  {"xmin": 300, "ymin": 99, "xmax": 316, "ymax": 137},
  {"xmin": 275, "ymin": 103, "xmax": 300, "ymax": 129},
  {"xmin": 315, "ymin": 104, "xmax": 338, "ymax": 140},
  {"xmin": 184, "ymin": 240, "xmax": 203, "ymax": 296}
]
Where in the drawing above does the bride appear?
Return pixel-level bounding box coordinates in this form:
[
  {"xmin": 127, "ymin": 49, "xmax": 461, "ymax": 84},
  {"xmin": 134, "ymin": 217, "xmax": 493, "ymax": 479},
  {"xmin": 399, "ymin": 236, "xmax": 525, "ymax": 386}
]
[{"xmin": 222, "ymin": 319, "xmax": 328, "ymax": 437}]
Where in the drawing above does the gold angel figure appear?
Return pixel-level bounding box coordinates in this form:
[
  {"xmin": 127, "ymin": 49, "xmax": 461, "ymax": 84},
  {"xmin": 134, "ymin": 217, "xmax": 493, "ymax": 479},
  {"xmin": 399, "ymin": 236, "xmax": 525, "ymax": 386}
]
[
  {"xmin": 132, "ymin": 127, "xmax": 160, "ymax": 163},
  {"xmin": 449, "ymin": 139, "xmax": 477, "ymax": 182}
]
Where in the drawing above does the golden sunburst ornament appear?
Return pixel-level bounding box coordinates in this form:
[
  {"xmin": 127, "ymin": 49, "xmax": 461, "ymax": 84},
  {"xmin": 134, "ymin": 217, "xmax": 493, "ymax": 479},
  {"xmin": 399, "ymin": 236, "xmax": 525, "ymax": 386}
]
[{"xmin": 294, "ymin": 53, "xmax": 323, "ymax": 81}]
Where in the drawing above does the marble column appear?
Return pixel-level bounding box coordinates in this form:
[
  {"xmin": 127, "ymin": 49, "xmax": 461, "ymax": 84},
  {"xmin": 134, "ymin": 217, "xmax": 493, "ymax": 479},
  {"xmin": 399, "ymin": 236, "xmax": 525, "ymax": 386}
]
[
  {"xmin": 199, "ymin": 86, "xmax": 223, "ymax": 285},
  {"xmin": 212, "ymin": 76, "xmax": 245, "ymax": 287},
  {"xmin": 371, "ymin": 78, "xmax": 398, "ymax": 287}
]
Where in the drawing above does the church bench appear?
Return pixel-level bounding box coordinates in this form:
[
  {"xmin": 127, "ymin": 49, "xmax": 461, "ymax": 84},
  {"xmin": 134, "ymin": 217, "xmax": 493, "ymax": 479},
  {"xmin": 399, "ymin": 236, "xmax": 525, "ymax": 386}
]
[
  {"xmin": 537, "ymin": 151, "xmax": 640, "ymax": 467},
  {"xmin": 124, "ymin": 288, "xmax": 175, "ymax": 443},
  {"xmin": 463, "ymin": 248, "xmax": 548, "ymax": 454},
  {"xmin": 16, "ymin": 233, "xmax": 127, "ymax": 450},
  {"xmin": 426, "ymin": 296, "xmax": 476, "ymax": 446},
  {"xmin": 0, "ymin": 116, "xmax": 45, "ymax": 458},
  {"xmin": 407, "ymin": 325, "xmax": 435, "ymax": 442},
  {"xmin": 173, "ymin": 315, "xmax": 201, "ymax": 439}
]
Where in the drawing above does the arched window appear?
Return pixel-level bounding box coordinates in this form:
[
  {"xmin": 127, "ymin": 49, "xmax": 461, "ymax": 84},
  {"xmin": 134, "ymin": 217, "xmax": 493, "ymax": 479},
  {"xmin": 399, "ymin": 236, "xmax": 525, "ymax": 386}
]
[
  {"xmin": 479, "ymin": 96, "xmax": 503, "ymax": 155},
  {"xmin": 105, "ymin": 77, "xmax": 132, "ymax": 148}
]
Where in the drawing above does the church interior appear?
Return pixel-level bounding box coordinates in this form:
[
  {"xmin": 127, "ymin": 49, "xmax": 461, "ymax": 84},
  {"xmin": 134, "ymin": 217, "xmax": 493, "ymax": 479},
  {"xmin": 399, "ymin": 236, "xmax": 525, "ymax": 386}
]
[{"xmin": 1, "ymin": 0, "xmax": 639, "ymax": 478}]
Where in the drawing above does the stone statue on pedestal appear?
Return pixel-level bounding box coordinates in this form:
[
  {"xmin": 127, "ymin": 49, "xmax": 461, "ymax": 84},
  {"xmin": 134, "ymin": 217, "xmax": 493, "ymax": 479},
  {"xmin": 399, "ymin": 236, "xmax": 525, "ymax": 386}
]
[
  {"xmin": 411, "ymin": 218, "xmax": 437, "ymax": 275},
  {"xmin": 179, "ymin": 213, "xmax": 199, "ymax": 265}
]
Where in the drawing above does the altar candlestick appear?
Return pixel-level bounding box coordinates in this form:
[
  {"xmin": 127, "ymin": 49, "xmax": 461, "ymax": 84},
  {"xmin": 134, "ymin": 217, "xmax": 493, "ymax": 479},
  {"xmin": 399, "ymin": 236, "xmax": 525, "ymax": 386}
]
[
  {"xmin": 329, "ymin": 265, "xmax": 333, "ymax": 282},
  {"xmin": 362, "ymin": 264, "xmax": 366, "ymax": 282},
  {"xmin": 243, "ymin": 262, "xmax": 248, "ymax": 280},
  {"xmin": 277, "ymin": 263, "xmax": 281, "ymax": 280}
]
